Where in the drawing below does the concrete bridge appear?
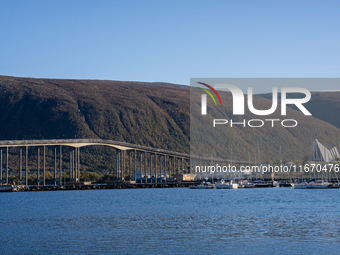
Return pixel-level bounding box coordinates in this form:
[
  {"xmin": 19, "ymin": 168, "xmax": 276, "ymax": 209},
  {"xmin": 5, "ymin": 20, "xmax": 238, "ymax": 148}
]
[{"xmin": 0, "ymin": 139, "xmax": 252, "ymax": 186}]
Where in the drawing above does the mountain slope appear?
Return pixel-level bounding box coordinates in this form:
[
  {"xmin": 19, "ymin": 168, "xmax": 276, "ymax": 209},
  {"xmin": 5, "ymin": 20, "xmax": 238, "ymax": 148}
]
[{"xmin": 0, "ymin": 75, "xmax": 339, "ymax": 172}]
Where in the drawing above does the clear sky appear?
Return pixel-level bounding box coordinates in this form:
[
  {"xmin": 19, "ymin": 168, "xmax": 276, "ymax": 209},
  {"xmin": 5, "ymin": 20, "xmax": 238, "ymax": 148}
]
[{"xmin": 1, "ymin": 0, "xmax": 340, "ymax": 90}]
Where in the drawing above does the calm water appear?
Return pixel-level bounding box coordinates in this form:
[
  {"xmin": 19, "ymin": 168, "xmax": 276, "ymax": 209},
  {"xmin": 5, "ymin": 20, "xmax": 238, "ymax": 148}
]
[{"xmin": 1, "ymin": 188, "xmax": 340, "ymax": 254}]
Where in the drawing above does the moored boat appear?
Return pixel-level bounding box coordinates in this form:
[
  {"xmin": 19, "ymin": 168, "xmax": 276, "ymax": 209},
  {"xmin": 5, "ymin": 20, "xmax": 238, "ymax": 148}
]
[
  {"xmin": 292, "ymin": 181, "xmax": 308, "ymax": 189},
  {"xmin": 307, "ymin": 180, "xmax": 330, "ymax": 189},
  {"xmin": 215, "ymin": 179, "xmax": 238, "ymax": 189},
  {"xmin": 190, "ymin": 182, "xmax": 215, "ymax": 189}
]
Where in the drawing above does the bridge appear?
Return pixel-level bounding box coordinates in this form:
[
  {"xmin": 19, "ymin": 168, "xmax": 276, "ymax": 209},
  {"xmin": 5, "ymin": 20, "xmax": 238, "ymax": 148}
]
[{"xmin": 0, "ymin": 139, "xmax": 252, "ymax": 186}]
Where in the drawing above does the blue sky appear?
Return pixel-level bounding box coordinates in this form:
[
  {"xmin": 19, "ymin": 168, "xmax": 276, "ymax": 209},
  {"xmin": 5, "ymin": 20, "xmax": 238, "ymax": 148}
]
[{"xmin": 1, "ymin": 0, "xmax": 340, "ymax": 89}]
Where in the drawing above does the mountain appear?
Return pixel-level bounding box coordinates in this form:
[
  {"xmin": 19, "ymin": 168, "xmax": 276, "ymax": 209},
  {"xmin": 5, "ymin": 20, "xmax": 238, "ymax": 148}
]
[
  {"xmin": 0, "ymin": 75, "xmax": 190, "ymax": 172},
  {"xmin": 0, "ymin": 75, "xmax": 339, "ymax": 173}
]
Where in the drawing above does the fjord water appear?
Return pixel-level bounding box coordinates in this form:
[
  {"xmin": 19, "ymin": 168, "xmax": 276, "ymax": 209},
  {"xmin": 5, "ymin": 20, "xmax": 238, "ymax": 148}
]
[{"xmin": 1, "ymin": 188, "xmax": 340, "ymax": 254}]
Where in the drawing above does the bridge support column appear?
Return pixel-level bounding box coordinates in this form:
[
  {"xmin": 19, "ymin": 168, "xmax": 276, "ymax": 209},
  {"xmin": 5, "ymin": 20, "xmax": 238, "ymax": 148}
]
[
  {"xmin": 160, "ymin": 155, "xmax": 162, "ymax": 182},
  {"xmin": 155, "ymin": 153, "xmax": 157, "ymax": 184},
  {"xmin": 54, "ymin": 146, "xmax": 57, "ymax": 186},
  {"xmin": 6, "ymin": 146, "xmax": 8, "ymax": 184},
  {"xmin": 169, "ymin": 156, "xmax": 171, "ymax": 180},
  {"xmin": 43, "ymin": 146, "xmax": 45, "ymax": 186},
  {"xmin": 134, "ymin": 150, "xmax": 136, "ymax": 182},
  {"xmin": 174, "ymin": 157, "xmax": 176, "ymax": 178},
  {"xmin": 174, "ymin": 157, "xmax": 176, "ymax": 177},
  {"xmin": 73, "ymin": 149, "xmax": 75, "ymax": 181},
  {"xmin": 116, "ymin": 150, "xmax": 119, "ymax": 180},
  {"xmin": 69, "ymin": 150, "xmax": 72, "ymax": 182},
  {"xmin": 19, "ymin": 148, "xmax": 22, "ymax": 181},
  {"xmin": 77, "ymin": 147, "xmax": 80, "ymax": 181},
  {"xmin": 60, "ymin": 145, "xmax": 62, "ymax": 186},
  {"xmin": 140, "ymin": 151, "xmax": 142, "ymax": 182},
  {"xmin": 144, "ymin": 151, "xmax": 146, "ymax": 184},
  {"xmin": 37, "ymin": 147, "xmax": 40, "ymax": 186},
  {"xmin": 150, "ymin": 153, "xmax": 152, "ymax": 183},
  {"xmin": 177, "ymin": 158, "xmax": 179, "ymax": 176},
  {"xmin": 75, "ymin": 147, "xmax": 77, "ymax": 181},
  {"xmin": 122, "ymin": 150, "xmax": 125, "ymax": 181},
  {"xmin": 129, "ymin": 151, "xmax": 131, "ymax": 181},
  {"xmin": 160, "ymin": 155, "xmax": 163, "ymax": 182},
  {"xmin": 25, "ymin": 146, "xmax": 28, "ymax": 186},
  {"xmin": 164, "ymin": 155, "xmax": 166, "ymax": 183},
  {"xmin": 0, "ymin": 149, "xmax": 2, "ymax": 184}
]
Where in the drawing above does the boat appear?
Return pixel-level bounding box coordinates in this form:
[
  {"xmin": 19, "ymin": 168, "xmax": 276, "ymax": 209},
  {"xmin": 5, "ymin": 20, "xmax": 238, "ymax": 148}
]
[
  {"xmin": 268, "ymin": 181, "xmax": 279, "ymax": 187},
  {"xmin": 329, "ymin": 182, "xmax": 340, "ymax": 188},
  {"xmin": 0, "ymin": 185, "xmax": 28, "ymax": 192},
  {"xmin": 190, "ymin": 182, "xmax": 215, "ymax": 189},
  {"xmin": 253, "ymin": 181, "xmax": 271, "ymax": 188},
  {"xmin": 307, "ymin": 180, "xmax": 330, "ymax": 189},
  {"xmin": 215, "ymin": 179, "xmax": 238, "ymax": 189},
  {"xmin": 243, "ymin": 180, "xmax": 255, "ymax": 188},
  {"xmin": 292, "ymin": 181, "xmax": 308, "ymax": 189},
  {"xmin": 279, "ymin": 182, "xmax": 292, "ymax": 187}
]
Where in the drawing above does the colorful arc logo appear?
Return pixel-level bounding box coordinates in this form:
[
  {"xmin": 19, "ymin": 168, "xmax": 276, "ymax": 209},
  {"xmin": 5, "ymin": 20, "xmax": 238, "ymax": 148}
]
[
  {"xmin": 197, "ymin": 82, "xmax": 222, "ymax": 106},
  {"xmin": 198, "ymin": 82, "xmax": 222, "ymax": 115}
]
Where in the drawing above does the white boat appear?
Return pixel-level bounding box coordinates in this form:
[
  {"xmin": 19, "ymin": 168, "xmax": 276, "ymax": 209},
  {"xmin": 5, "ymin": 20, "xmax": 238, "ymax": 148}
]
[
  {"xmin": 292, "ymin": 181, "xmax": 308, "ymax": 189},
  {"xmin": 307, "ymin": 180, "xmax": 330, "ymax": 189},
  {"xmin": 215, "ymin": 179, "xmax": 238, "ymax": 189},
  {"xmin": 242, "ymin": 180, "xmax": 255, "ymax": 188},
  {"xmin": 190, "ymin": 182, "xmax": 215, "ymax": 189},
  {"xmin": 272, "ymin": 181, "xmax": 280, "ymax": 188}
]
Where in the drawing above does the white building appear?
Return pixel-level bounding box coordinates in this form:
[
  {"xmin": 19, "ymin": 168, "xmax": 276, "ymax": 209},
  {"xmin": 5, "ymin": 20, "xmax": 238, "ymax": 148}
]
[{"xmin": 309, "ymin": 139, "xmax": 340, "ymax": 162}]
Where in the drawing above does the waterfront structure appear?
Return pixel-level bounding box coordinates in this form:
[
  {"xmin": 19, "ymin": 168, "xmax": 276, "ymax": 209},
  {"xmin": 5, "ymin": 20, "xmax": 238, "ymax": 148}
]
[
  {"xmin": 175, "ymin": 173, "xmax": 196, "ymax": 181},
  {"xmin": 309, "ymin": 139, "xmax": 340, "ymax": 162},
  {"xmin": 0, "ymin": 139, "xmax": 249, "ymax": 186}
]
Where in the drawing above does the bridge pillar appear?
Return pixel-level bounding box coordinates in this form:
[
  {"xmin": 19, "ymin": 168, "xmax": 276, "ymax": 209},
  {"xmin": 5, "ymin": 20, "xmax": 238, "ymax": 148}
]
[
  {"xmin": 25, "ymin": 146, "xmax": 28, "ymax": 186},
  {"xmin": 59, "ymin": 145, "xmax": 62, "ymax": 186},
  {"xmin": 74, "ymin": 148, "xmax": 77, "ymax": 180},
  {"xmin": 76, "ymin": 147, "xmax": 78, "ymax": 182},
  {"xmin": 69, "ymin": 149, "xmax": 72, "ymax": 182},
  {"xmin": 169, "ymin": 156, "xmax": 171, "ymax": 180},
  {"xmin": 176, "ymin": 157, "xmax": 178, "ymax": 177},
  {"xmin": 144, "ymin": 151, "xmax": 146, "ymax": 184},
  {"xmin": 54, "ymin": 146, "xmax": 57, "ymax": 186},
  {"xmin": 43, "ymin": 145, "xmax": 46, "ymax": 186},
  {"xmin": 134, "ymin": 150, "xmax": 136, "ymax": 182},
  {"xmin": 37, "ymin": 147, "xmax": 40, "ymax": 186},
  {"xmin": 19, "ymin": 148, "xmax": 22, "ymax": 181},
  {"xmin": 139, "ymin": 151, "xmax": 142, "ymax": 182},
  {"xmin": 122, "ymin": 150, "xmax": 125, "ymax": 181},
  {"xmin": 129, "ymin": 150, "xmax": 131, "ymax": 181},
  {"xmin": 154, "ymin": 153, "xmax": 157, "ymax": 184},
  {"xmin": 76, "ymin": 147, "xmax": 80, "ymax": 182},
  {"xmin": 174, "ymin": 157, "xmax": 177, "ymax": 177},
  {"xmin": 72, "ymin": 148, "xmax": 75, "ymax": 181},
  {"xmin": 164, "ymin": 155, "xmax": 166, "ymax": 183},
  {"xmin": 6, "ymin": 146, "xmax": 8, "ymax": 184},
  {"xmin": 150, "ymin": 153, "xmax": 153, "ymax": 183},
  {"xmin": 182, "ymin": 158, "xmax": 184, "ymax": 174},
  {"xmin": 0, "ymin": 148, "xmax": 2, "ymax": 184},
  {"xmin": 116, "ymin": 150, "xmax": 119, "ymax": 180},
  {"xmin": 73, "ymin": 148, "xmax": 75, "ymax": 181},
  {"xmin": 178, "ymin": 158, "xmax": 180, "ymax": 176}
]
